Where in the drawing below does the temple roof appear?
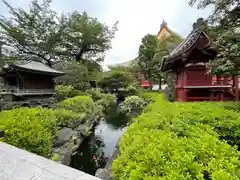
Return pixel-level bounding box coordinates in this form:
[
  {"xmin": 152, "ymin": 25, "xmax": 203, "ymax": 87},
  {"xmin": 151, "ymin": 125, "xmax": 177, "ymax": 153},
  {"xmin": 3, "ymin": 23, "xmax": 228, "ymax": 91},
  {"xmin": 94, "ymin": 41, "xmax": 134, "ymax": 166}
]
[
  {"xmin": 161, "ymin": 28, "xmax": 215, "ymax": 71},
  {"xmin": 5, "ymin": 61, "xmax": 65, "ymax": 76},
  {"xmin": 157, "ymin": 20, "xmax": 183, "ymax": 41},
  {"xmin": 167, "ymin": 28, "xmax": 202, "ymax": 60}
]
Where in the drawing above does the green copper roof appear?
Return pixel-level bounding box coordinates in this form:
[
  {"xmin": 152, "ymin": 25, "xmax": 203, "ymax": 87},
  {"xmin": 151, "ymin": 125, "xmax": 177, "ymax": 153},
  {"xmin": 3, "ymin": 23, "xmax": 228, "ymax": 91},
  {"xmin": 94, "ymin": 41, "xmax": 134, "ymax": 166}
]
[{"xmin": 9, "ymin": 61, "xmax": 65, "ymax": 76}]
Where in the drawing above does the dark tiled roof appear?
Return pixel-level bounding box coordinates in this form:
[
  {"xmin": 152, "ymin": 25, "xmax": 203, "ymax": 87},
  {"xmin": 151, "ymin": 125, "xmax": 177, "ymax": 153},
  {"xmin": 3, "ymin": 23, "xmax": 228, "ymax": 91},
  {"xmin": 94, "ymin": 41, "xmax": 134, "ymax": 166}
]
[
  {"xmin": 161, "ymin": 28, "xmax": 203, "ymax": 71},
  {"xmin": 7, "ymin": 61, "xmax": 65, "ymax": 76},
  {"xmin": 167, "ymin": 28, "xmax": 202, "ymax": 60}
]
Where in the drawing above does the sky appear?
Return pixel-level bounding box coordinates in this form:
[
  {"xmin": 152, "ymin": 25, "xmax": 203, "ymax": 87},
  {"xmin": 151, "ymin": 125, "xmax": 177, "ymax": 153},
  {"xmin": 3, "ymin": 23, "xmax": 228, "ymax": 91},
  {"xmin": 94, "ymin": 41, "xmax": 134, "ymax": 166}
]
[{"xmin": 0, "ymin": 0, "xmax": 213, "ymax": 70}]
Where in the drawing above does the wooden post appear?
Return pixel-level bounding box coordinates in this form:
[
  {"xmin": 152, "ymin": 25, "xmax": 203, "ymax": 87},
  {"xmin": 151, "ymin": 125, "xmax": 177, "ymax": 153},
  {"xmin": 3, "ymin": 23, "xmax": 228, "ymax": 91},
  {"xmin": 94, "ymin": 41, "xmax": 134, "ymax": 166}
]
[
  {"xmin": 210, "ymin": 89, "xmax": 214, "ymax": 101},
  {"xmin": 235, "ymin": 76, "xmax": 239, "ymax": 101},
  {"xmin": 183, "ymin": 70, "xmax": 187, "ymax": 101},
  {"xmin": 220, "ymin": 90, "xmax": 224, "ymax": 101}
]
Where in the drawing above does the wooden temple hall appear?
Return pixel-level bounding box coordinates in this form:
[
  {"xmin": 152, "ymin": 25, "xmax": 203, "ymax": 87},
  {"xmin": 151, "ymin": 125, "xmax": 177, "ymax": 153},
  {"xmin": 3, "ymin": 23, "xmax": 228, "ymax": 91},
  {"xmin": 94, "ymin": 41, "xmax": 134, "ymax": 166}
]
[
  {"xmin": 0, "ymin": 61, "xmax": 65, "ymax": 101},
  {"xmin": 161, "ymin": 28, "xmax": 240, "ymax": 102}
]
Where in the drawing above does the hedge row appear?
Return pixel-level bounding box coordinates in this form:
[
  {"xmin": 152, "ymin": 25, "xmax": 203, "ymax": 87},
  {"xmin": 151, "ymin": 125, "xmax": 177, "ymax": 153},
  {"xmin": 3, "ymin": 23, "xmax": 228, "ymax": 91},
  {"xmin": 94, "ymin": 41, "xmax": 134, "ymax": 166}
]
[
  {"xmin": 112, "ymin": 93, "xmax": 240, "ymax": 180},
  {"xmin": 0, "ymin": 92, "xmax": 116, "ymax": 157}
]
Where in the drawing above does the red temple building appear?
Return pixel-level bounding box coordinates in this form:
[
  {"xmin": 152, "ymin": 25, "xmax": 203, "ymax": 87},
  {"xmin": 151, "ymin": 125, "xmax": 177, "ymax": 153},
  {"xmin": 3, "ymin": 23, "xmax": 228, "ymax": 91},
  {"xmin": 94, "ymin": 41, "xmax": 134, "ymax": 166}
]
[{"xmin": 161, "ymin": 28, "xmax": 240, "ymax": 101}]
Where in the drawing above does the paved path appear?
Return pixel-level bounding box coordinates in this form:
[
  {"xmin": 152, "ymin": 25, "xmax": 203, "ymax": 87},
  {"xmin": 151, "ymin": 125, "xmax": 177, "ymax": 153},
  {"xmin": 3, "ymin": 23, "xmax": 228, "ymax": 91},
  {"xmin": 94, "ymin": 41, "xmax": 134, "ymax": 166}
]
[{"xmin": 0, "ymin": 142, "xmax": 102, "ymax": 180}]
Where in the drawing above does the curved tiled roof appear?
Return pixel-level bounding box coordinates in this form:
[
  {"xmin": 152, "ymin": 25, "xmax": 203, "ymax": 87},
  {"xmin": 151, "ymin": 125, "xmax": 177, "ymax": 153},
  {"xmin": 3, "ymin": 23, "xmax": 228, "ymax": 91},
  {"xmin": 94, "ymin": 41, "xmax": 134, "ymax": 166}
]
[
  {"xmin": 167, "ymin": 28, "xmax": 202, "ymax": 60},
  {"xmin": 9, "ymin": 61, "xmax": 65, "ymax": 76},
  {"xmin": 161, "ymin": 28, "xmax": 206, "ymax": 71}
]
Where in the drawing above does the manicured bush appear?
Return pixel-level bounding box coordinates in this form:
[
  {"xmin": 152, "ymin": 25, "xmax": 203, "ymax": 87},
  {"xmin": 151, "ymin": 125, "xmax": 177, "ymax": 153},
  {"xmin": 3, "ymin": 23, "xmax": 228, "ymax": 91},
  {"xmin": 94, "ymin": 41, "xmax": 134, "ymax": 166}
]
[
  {"xmin": 86, "ymin": 89, "xmax": 104, "ymax": 101},
  {"xmin": 59, "ymin": 96, "xmax": 96, "ymax": 118},
  {"xmin": 56, "ymin": 85, "xmax": 74, "ymax": 100},
  {"xmin": 96, "ymin": 94, "xmax": 116, "ymax": 110},
  {"xmin": 0, "ymin": 108, "xmax": 57, "ymax": 156},
  {"xmin": 119, "ymin": 96, "xmax": 146, "ymax": 115},
  {"xmin": 86, "ymin": 89, "xmax": 116, "ymax": 113},
  {"xmin": 125, "ymin": 85, "xmax": 139, "ymax": 96},
  {"xmin": 113, "ymin": 93, "xmax": 240, "ymax": 180},
  {"xmin": 56, "ymin": 85, "xmax": 85, "ymax": 100},
  {"xmin": 54, "ymin": 108, "xmax": 86, "ymax": 129}
]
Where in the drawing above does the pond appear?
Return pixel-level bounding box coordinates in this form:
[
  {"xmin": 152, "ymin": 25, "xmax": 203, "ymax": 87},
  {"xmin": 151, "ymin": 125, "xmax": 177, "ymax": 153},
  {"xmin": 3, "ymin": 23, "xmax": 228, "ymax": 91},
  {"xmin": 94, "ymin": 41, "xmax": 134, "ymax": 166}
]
[{"xmin": 70, "ymin": 106, "xmax": 130, "ymax": 175}]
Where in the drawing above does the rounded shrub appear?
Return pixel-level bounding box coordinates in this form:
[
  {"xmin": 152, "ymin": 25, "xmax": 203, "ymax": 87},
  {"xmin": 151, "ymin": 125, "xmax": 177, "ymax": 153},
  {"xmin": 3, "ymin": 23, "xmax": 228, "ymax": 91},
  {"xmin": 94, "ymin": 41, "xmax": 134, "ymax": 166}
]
[
  {"xmin": 86, "ymin": 89, "xmax": 104, "ymax": 101},
  {"xmin": 56, "ymin": 85, "xmax": 85, "ymax": 100},
  {"xmin": 125, "ymin": 85, "xmax": 139, "ymax": 96},
  {"xmin": 119, "ymin": 96, "xmax": 146, "ymax": 115},
  {"xmin": 56, "ymin": 85, "xmax": 74, "ymax": 100},
  {"xmin": 0, "ymin": 108, "xmax": 57, "ymax": 156},
  {"xmin": 58, "ymin": 96, "xmax": 96, "ymax": 118},
  {"xmin": 54, "ymin": 108, "xmax": 86, "ymax": 129}
]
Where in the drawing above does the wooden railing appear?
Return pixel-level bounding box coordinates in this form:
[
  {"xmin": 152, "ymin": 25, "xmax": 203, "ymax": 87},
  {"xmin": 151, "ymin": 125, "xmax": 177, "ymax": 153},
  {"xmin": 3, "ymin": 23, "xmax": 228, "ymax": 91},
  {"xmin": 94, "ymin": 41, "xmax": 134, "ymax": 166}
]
[{"xmin": 0, "ymin": 88, "xmax": 55, "ymax": 95}]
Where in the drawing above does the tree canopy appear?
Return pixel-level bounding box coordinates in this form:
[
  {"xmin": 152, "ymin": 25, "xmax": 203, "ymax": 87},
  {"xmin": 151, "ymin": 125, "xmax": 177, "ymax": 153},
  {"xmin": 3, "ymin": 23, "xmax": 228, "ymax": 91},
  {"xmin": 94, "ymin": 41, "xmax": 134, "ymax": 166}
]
[
  {"xmin": 0, "ymin": 0, "xmax": 118, "ymax": 66},
  {"xmin": 137, "ymin": 34, "xmax": 158, "ymax": 84},
  {"xmin": 189, "ymin": 0, "xmax": 240, "ymax": 75},
  {"xmin": 137, "ymin": 31, "xmax": 182, "ymax": 88},
  {"xmin": 98, "ymin": 70, "xmax": 133, "ymax": 91}
]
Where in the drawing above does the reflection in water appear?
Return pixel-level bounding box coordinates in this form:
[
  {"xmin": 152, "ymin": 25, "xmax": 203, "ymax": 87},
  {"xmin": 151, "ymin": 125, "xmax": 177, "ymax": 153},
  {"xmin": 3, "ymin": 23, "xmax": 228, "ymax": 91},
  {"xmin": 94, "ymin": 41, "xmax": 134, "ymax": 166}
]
[{"xmin": 70, "ymin": 107, "xmax": 130, "ymax": 175}]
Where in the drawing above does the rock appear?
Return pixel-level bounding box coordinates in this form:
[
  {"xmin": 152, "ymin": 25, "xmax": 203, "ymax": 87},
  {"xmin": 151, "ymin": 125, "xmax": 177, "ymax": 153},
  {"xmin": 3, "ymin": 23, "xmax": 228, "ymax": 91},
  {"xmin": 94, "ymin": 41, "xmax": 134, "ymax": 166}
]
[
  {"xmin": 54, "ymin": 128, "xmax": 73, "ymax": 147},
  {"xmin": 59, "ymin": 149, "xmax": 72, "ymax": 165},
  {"xmin": 75, "ymin": 124, "xmax": 88, "ymax": 136},
  {"xmin": 95, "ymin": 168, "xmax": 112, "ymax": 180},
  {"xmin": 51, "ymin": 132, "xmax": 84, "ymax": 166},
  {"xmin": 1, "ymin": 103, "xmax": 13, "ymax": 110}
]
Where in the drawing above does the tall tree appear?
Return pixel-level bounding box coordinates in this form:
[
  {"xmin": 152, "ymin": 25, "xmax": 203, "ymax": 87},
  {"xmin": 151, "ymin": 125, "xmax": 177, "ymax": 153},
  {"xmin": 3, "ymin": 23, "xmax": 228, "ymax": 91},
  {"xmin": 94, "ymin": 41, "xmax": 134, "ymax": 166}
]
[
  {"xmin": 0, "ymin": 0, "xmax": 65, "ymax": 66},
  {"xmin": 61, "ymin": 12, "xmax": 118, "ymax": 62},
  {"xmin": 137, "ymin": 34, "xmax": 158, "ymax": 85},
  {"xmin": 189, "ymin": 0, "xmax": 240, "ymax": 75},
  {"xmin": 0, "ymin": 0, "xmax": 118, "ymax": 66}
]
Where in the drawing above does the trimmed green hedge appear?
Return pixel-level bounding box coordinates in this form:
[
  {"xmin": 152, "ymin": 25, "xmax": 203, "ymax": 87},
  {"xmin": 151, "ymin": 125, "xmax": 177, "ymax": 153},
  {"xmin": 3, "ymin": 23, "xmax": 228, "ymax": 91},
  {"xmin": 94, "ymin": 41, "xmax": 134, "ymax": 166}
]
[
  {"xmin": 0, "ymin": 92, "xmax": 116, "ymax": 159},
  {"xmin": 113, "ymin": 93, "xmax": 240, "ymax": 180},
  {"xmin": 0, "ymin": 108, "xmax": 57, "ymax": 156},
  {"xmin": 0, "ymin": 107, "xmax": 87, "ymax": 157},
  {"xmin": 58, "ymin": 96, "xmax": 95, "ymax": 117},
  {"xmin": 56, "ymin": 85, "xmax": 86, "ymax": 100}
]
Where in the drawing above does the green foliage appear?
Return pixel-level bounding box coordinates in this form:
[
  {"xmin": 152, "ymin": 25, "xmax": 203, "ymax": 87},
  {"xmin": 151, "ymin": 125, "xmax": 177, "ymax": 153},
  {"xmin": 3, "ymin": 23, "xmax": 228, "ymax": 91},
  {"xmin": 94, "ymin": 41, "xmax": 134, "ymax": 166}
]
[
  {"xmin": 0, "ymin": 0, "xmax": 64, "ymax": 66},
  {"xmin": 119, "ymin": 96, "xmax": 146, "ymax": 115},
  {"xmin": 137, "ymin": 34, "xmax": 158, "ymax": 83},
  {"xmin": 56, "ymin": 85, "xmax": 73, "ymax": 100},
  {"xmin": 61, "ymin": 11, "xmax": 118, "ymax": 62},
  {"xmin": 163, "ymin": 71, "xmax": 176, "ymax": 102},
  {"xmin": 0, "ymin": 108, "xmax": 57, "ymax": 156},
  {"xmin": 99, "ymin": 70, "xmax": 133, "ymax": 91},
  {"xmin": 54, "ymin": 108, "xmax": 86, "ymax": 129},
  {"xmin": 55, "ymin": 62, "xmax": 91, "ymax": 90},
  {"xmin": 0, "ymin": 1, "xmax": 118, "ymax": 65},
  {"xmin": 96, "ymin": 93, "xmax": 116, "ymax": 111},
  {"xmin": 125, "ymin": 86, "xmax": 139, "ymax": 96},
  {"xmin": 56, "ymin": 85, "xmax": 85, "ymax": 100},
  {"xmin": 86, "ymin": 89, "xmax": 116, "ymax": 113},
  {"xmin": 113, "ymin": 93, "xmax": 240, "ymax": 180},
  {"xmin": 86, "ymin": 89, "xmax": 104, "ymax": 101},
  {"xmin": 59, "ymin": 96, "xmax": 95, "ymax": 117},
  {"xmin": 189, "ymin": 0, "xmax": 240, "ymax": 75},
  {"xmin": 50, "ymin": 153, "xmax": 61, "ymax": 163}
]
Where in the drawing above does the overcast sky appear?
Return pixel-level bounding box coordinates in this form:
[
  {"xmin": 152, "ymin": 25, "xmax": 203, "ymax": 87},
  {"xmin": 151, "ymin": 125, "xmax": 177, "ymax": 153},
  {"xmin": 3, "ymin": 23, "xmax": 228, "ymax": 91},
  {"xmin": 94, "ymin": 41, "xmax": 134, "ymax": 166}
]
[{"xmin": 0, "ymin": 0, "xmax": 213, "ymax": 69}]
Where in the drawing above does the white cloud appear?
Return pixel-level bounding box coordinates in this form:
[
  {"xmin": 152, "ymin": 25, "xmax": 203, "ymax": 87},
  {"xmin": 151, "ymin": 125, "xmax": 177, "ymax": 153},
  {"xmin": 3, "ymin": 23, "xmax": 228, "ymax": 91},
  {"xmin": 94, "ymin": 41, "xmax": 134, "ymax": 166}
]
[{"xmin": 99, "ymin": 0, "xmax": 213, "ymax": 67}]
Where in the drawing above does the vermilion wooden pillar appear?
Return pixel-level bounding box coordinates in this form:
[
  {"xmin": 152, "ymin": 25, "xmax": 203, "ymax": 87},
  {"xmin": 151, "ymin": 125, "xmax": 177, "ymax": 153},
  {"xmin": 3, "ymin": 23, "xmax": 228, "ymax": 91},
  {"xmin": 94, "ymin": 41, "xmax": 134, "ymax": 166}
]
[{"xmin": 183, "ymin": 70, "xmax": 187, "ymax": 101}]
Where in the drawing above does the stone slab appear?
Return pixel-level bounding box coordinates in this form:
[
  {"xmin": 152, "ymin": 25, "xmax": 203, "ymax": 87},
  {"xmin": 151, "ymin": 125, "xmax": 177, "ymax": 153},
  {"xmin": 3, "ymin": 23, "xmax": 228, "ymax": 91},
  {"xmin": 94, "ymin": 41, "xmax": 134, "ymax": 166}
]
[{"xmin": 0, "ymin": 142, "xmax": 102, "ymax": 180}]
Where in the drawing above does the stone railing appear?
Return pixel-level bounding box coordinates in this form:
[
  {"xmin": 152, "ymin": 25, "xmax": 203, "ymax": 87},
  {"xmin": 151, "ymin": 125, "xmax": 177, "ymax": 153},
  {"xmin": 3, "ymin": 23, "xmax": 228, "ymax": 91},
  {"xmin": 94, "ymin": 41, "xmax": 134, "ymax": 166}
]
[{"xmin": 0, "ymin": 142, "xmax": 102, "ymax": 180}]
